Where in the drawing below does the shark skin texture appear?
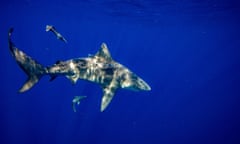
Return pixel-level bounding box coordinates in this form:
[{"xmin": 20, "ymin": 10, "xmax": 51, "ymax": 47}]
[{"xmin": 8, "ymin": 28, "xmax": 151, "ymax": 112}]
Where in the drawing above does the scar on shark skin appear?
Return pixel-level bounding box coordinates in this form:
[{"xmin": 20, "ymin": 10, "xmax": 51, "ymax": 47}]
[
  {"xmin": 8, "ymin": 28, "xmax": 151, "ymax": 112},
  {"xmin": 46, "ymin": 25, "xmax": 67, "ymax": 43},
  {"xmin": 72, "ymin": 96, "xmax": 87, "ymax": 112}
]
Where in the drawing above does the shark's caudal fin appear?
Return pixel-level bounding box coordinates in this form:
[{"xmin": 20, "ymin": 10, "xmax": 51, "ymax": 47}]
[{"xmin": 8, "ymin": 28, "xmax": 47, "ymax": 93}]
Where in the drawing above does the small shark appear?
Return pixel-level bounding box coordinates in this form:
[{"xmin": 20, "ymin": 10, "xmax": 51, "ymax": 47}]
[
  {"xmin": 72, "ymin": 96, "xmax": 87, "ymax": 112},
  {"xmin": 46, "ymin": 25, "xmax": 67, "ymax": 43},
  {"xmin": 8, "ymin": 28, "xmax": 151, "ymax": 111}
]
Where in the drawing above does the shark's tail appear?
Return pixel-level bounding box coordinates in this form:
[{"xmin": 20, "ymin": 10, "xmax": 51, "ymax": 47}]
[{"xmin": 8, "ymin": 28, "xmax": 47, "ymax": 93}]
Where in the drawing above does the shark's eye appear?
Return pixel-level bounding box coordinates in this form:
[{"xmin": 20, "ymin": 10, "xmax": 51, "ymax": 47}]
[{"xmin": 77, "ymin": 60, "xmax": 87, "ymax": 68}]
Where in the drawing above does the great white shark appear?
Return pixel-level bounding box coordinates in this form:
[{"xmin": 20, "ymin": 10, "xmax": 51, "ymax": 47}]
[{"xmin": 8, "ymin": 28, "xmax": 151, "ymax": 111}]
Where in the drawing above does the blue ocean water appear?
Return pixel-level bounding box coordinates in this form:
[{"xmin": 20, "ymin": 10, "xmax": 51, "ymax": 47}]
[{"xmin": 0, "ymin": 0, "xmax": 240, "ymax": 144}]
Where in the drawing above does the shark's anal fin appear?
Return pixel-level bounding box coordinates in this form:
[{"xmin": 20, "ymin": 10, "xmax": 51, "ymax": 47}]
[
  {"xmin": 101, "ymin": 81, "xmax": 117, "ymax": 112},
  {"xmin": 66, "ymin": 75, "xmax": 79, "ymax": 84}
]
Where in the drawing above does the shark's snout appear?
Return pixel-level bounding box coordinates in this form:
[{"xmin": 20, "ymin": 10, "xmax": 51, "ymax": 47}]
[
  {"xmin": 137, "ymin": 78, "xmax": 151, "ymax": 91},
  {"xmin": 121, "ymin": 75, "xmax": 151, "ymax": 91}
]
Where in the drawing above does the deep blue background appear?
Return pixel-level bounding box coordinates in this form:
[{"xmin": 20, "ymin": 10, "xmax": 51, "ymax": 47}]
[{"xmin": 0, "ymin": 0, "xmax": 240, "ymax": 144}]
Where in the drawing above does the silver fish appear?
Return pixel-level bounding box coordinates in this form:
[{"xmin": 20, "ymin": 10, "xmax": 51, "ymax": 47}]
[
  {"xmin": 72, "ymin": 96, "xmax": 87, "ymax": 112},
  {"xmin": 46, "ymin": 25, "xmax": 67, "ymax": 43}
]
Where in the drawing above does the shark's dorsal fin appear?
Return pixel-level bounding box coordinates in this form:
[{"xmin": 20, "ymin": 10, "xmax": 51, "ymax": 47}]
[
  {"xmin": 95, "ymin": 43, "xmax": 112, "ymax": 61},
  {"xmin": 101, "ymin": 80, "xmax": 118, "ymax": 112}
]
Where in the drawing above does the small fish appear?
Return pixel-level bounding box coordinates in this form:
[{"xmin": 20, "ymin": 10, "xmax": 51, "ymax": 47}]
[
  {"xmin": 46, "ymin": 25, "xmax": 67, "ymax": 43},
  {"xmin": 72, "ymin": 96, "xmax": 87, "ymax": 112}
]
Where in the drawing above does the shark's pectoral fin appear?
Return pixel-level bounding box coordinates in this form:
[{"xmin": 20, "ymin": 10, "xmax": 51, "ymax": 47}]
[
  {"xmin": 19, "ymin": 76, "xmax": 40, "ymax": 93},
  {"xmin": 101, "ymin": 90, "xmax": 115, "ymax": 112},
  {"xmin": 101, "ymin": 84, "xmax": 117, "ymax": 112}
]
